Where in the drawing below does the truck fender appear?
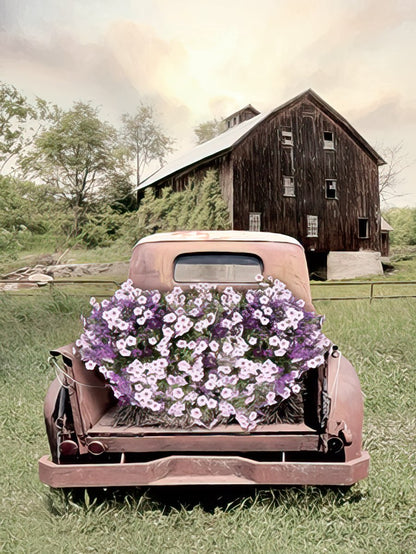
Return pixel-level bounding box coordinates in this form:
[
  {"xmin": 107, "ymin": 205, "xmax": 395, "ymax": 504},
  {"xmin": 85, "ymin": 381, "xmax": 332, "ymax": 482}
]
[{"xmin": 326, "ymin": 351, "xmax": 364, "ymax": 461}]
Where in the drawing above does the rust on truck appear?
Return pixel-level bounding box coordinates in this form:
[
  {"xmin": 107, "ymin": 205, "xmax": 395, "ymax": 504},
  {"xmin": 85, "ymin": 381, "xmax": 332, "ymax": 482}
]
[{"xmin": 39, "ymin": 231, "xmax": 369, "ymax": 487}]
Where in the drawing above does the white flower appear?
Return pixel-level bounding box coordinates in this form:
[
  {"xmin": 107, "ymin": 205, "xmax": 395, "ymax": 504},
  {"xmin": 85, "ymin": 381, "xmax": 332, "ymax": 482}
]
[
  {"xmin": 190, "ymin": 408, "xmax": 202, "ymax": 419},
  {"xmin": 269, "ymin": 336, "xmax": 280, "ymax": 347},
  {"xmin": 220, "ymin": 387, "xmax": 233, "ymax": 399},
  {"xmin": 197, "ymin": 395, "xmax": 207, "ymax": 407},
  {"xmin": 207, "ymin": 398, "xmax": 217, "ymax": 409},
  {"xmin": 163, "ymin": 313, "xmax": 177, "ymax": 323},
  {"xmin": 222, "ymin": 342, "xmax": 233, "ymax": 355},
  {"xmin": 266, "ymin": 391, "xmax": 277, "ymax": 405}
]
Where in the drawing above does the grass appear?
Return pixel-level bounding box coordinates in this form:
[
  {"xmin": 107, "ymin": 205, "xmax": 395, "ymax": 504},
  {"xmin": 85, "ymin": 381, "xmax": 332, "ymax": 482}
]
[{"xmin": 0, "ymin": 289, "xmax": 415, "ymax": 552}]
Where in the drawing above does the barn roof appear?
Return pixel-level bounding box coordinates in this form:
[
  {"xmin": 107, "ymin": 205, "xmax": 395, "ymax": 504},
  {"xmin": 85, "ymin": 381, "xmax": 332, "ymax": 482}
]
[
  {"xmin": 224, "ymin": 104, "xmax": 260, "ymax": 122},
  {"xmin": 137, "ymin": 110, "xmax": 270, "ymax": 191},
  {"xmin": 137, "ymin": 89, "xmax": 385, "ymax": 191},
  {"xmin": 381, "ymin": 216, "xmax": 393, "ymax": 232}
]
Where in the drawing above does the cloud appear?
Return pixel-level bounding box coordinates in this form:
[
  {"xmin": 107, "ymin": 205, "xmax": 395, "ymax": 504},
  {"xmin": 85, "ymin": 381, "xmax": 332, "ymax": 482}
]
[
  {"xmin": 350, "ymin": 95, "xmax": 416, "ymax": 131},
  {"xmin": 0, "ymin": 0, "xmax": 415, "ymax": 203}
]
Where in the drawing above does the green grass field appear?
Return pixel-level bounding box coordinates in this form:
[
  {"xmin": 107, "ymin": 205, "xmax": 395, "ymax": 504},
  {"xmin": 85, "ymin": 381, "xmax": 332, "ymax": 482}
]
[{"xmin": 0, "ymin": 291, "xmax": 415, "ymax": 553}]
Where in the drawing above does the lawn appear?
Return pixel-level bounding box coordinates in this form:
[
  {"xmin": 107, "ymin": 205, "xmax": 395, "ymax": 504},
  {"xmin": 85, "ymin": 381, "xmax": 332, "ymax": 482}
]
[{"xmin": 0, "ymin": 291, "xmax": 415, "ymax": 553}]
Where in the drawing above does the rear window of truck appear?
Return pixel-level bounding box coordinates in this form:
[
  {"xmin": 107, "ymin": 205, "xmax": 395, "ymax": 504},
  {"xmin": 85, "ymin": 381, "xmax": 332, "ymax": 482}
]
[{"xmin": 174, "ymin": 252, "xmax": 263, "ymax": 283}]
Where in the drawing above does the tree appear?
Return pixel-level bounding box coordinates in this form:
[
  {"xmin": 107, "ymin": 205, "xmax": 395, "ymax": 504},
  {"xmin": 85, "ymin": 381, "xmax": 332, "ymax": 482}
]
[
  {"xmin": 99, "ymin": 144, "xmax": 137, "ymax": 213},
  {"xmin": 194, "ymin": 118, "xmax": 225, "ymax": 144},
  {"xmin": 0, "ymin": 82, "xmax": 34, "ymax": 174},
  {"xmin": 378, "ymin": 143, "xmax": 411, "ymax": 203},
  {"xmin": 383, "ymin": 207, "xmax": 416, "ymax": 246},
  {"xmin": 121, "ymin": 104, "xmax": 174, "ymax": 188},
  {"xmin": 0, "ymin": 82, "xmax": 60, "ymax": 175},
  {"xmin": 21, "ymin": 101, "xmax": 131, "ymax": 236}
]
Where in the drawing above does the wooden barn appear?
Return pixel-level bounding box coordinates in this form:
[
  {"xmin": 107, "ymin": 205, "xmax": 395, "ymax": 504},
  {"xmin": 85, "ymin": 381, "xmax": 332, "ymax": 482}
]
[{"xmin": 138, "ymin": 90, "xmax": 386, "ymax": 278}]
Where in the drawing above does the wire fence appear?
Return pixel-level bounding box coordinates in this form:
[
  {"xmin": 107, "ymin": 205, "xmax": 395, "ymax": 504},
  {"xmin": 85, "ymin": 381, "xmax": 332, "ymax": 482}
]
[
  {"xmin": 310, "ymin": 281, "xmax": 416, "ymax": 302},
  {"xmin": 1, "ymin": 278, "xmax": 416, "ymax": 302}
]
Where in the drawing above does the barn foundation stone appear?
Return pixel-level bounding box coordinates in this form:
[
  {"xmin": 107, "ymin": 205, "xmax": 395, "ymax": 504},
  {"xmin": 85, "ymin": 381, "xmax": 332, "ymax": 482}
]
[{"xmin": 327, "ymin": 251, "xmax": 383, "ymax": 280}]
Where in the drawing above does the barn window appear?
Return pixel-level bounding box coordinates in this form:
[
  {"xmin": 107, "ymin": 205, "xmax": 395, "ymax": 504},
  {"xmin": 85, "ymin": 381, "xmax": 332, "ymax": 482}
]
[
  {"xmin": 281, "ymin": 128, "xmax": 293, "ymax": 146},
  {"xmin": 249, "ymin": 212, "xmax": 261, "ymax": 232},
  {"xmin": 283, "ymin": 176, "xmax": 295, "ymax": 197},
  {"xmin": 323, "ymin": 131, "xmax": 334, "ymax": 149},
  {"xmin": 307, "ymin": 215, "xmax": 318, "ymax": 237},
  {"xmin": 325, "ymin": 179, "xmax": 337, "ymax": 199},
  {"xmin": 358, "ymin": 218, "xmax": 369, "ymax": 239}
]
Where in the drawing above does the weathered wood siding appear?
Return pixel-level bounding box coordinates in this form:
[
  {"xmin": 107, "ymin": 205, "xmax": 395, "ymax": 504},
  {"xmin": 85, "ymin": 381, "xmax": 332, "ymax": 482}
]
[
  {"xmin": 153, "ymin": 95, "xmax": 381, "ymax": 253},
  {"xmin": 231, "ymin": 98, "xmax": 381, "ymax": 252}
]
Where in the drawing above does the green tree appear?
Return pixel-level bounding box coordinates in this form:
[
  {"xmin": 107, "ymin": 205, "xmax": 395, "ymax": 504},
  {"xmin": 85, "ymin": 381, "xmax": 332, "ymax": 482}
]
[
  {"xmin": 21, "ymin": 102, "xmax": 131, "ymax": 236},
  {"xmin": 121, "ymin": 104, "xmax": 174, "ymax": 188},
  {"xmin": 0, "ymin": 82, "xmax": 34, "ymax": 174},
  {"xmin": 99, "ymin": 144, "xmax": 137, "ymax": 213},
  {"xmin": 194, "ymin": 118, "xmax": 225, "ymax": 144},
  {"xmin": 383, "ymin": 207, "xmax": 416, "ymax": 246},
  {"xmin": 0, "ymin": 82, "xmax": 60, "ymax": 175}
]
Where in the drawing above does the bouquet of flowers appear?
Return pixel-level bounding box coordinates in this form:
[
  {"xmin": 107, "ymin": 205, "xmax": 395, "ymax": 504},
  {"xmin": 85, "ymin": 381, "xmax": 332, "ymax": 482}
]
[{"xmin": 78, "ymin": 276, "xmax": 330, "ymax": 430}]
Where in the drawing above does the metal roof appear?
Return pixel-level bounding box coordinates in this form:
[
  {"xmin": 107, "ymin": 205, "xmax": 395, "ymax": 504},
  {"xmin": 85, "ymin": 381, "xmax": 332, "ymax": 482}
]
[
  {"xmin": 137, "ymin": 110, "xmax": 270, "ymax": 190},
  {"xmin": 136, "ymin": 230, "xmax": 302, "ymax": 247},
  {"xmin": 381, "ymin": 216, "xmax": 393, "ymax": 232}
]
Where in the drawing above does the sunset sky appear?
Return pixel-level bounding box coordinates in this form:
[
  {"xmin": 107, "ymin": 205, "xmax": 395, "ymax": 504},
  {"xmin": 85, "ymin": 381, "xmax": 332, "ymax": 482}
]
[{"xmin": 1, "ymin": 0, "xmax": 415, "ymax": 206}]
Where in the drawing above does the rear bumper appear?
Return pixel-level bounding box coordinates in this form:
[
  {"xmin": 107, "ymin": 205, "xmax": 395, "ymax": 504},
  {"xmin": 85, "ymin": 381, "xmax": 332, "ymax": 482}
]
[{"xmin": 39, "ymin": 452, "xmax": 369, "ymax": 488}]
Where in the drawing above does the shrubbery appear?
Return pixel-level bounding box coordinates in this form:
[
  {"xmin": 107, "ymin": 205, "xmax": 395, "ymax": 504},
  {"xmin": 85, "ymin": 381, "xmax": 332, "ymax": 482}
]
[
  {"xmin": 117, "ymin": 170, "xmax": 231, "ymax": 246},
  {"xmin": 0, "ymin": 170, "xmax": 231, "ymax": 260},
  {"xmin": 383, "ymin": 207, "xmax": 416, "ymax": 246}
]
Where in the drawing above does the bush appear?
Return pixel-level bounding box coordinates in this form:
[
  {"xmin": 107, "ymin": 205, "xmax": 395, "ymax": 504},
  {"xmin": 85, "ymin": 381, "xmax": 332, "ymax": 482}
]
[
  {"xmin": 119, "ymin": 170, "xmax": 231, "ymax": 246},
  {"xmin": 383, "ymin": 208, "xmax": 416, "ymax": 246}
]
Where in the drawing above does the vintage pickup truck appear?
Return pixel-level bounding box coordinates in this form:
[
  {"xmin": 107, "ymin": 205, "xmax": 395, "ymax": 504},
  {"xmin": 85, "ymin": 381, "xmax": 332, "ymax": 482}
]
[{"xmin": 39, "ymin": 230, "xmax": 369, "ymax": 487}]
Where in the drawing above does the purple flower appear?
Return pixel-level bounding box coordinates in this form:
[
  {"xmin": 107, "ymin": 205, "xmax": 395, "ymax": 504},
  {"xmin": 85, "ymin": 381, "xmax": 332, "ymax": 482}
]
[{"xmin": 79, "ymin": 277, "xmax": 330, "ymax": 431}]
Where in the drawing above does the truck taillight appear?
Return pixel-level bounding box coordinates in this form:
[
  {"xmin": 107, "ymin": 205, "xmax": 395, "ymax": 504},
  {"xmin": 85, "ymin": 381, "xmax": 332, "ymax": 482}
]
[
  {"xmin": 87, "ymin": 441, "xmax": 106, "ymax": 455},
  {"xmin": 59, "ymin": 440, "xmax": 79, "ymax": 457}
]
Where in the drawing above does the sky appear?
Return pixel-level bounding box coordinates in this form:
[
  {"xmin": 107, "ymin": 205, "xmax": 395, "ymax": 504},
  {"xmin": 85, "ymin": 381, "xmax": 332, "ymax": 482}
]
[{"xmin": 0, "ymin": 0, "xmax": 415, "ymax": 207}]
